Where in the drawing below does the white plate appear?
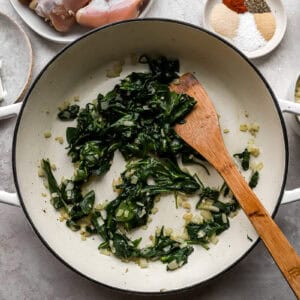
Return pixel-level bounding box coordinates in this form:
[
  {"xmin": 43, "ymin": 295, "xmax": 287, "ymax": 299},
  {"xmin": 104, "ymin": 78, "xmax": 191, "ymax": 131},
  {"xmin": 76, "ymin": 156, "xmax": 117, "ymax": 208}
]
[
  {"xmin": 0, "ymin": 12, "xmax": 33, "ymax": 105},
  {"xmin": 9, "ymin": 0, "xmax": 154, "ymax": 44},
  {"xmin": 203, "ymin": 0, "xmax": 287, "ymax": 59}
]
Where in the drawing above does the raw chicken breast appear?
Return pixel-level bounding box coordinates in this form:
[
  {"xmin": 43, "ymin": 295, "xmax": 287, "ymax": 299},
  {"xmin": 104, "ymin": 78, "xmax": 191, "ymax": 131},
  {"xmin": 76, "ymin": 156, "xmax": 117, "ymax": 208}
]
[
  {"xmin": 29, "ymin": 0, "xmax": 90, "ymax": 32},
  {"xmin": 76, "ymin": 0, "xmax": 143, "ymax": 28}
]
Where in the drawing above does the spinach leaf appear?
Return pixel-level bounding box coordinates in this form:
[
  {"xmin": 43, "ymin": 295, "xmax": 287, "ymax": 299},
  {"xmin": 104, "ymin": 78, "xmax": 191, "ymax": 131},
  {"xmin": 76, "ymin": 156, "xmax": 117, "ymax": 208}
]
[
  {"xmin": 249, "ymin": 171, "xmax": 259, "ymax": 188},
  {"xmin": 234, "ymin": 148, "xmax": 250, "ymax": 171},
  {"xmin": 196, "ymin": 187, "xmax": 220, "ymax": 209},
  {"xmin": 112, "ymin": 233, "xmax": 140, "ymax": 259},
  {"xmin": 186, "ymin": 215, "xmax": 229, "ymax": 248},
  {"xmin": 66, "ymin": 219, "xmax": 81, "ymax": 231},
  {"xmin": 69, "ymin": 191, "xmax": 95, "ymax": 220},
  {"xmin": 80, "ymin": 191, "xmax": 95, "ymax": 214},
  {"xmin": 58, "ymin": 105, "xmax": 80, "ymax": 121},
  {"xmin": 162, "ymin": 247, "xmax": 194, "ymax": 270},
  {"xmin": 60, "ymin": 180, "xmax": 82, "ymax": 204},
  {"xmin": 139, "ymin": 55, "xmax": 179, "ymax": 84},
  {"xmin": 42, "ymin": 159, "xmax": 67, "ymax": 210},
  {"xmin": 140, "ymin": 227, "xmax": 193, "ymax": 270}
]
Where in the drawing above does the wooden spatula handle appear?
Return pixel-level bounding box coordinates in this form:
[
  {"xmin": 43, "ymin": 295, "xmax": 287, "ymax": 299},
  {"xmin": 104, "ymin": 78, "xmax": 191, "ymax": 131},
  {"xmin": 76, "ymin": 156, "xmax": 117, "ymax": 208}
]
[{"xmin": 219, "ymin": 156, "xmax": 300, "ymax": 297}]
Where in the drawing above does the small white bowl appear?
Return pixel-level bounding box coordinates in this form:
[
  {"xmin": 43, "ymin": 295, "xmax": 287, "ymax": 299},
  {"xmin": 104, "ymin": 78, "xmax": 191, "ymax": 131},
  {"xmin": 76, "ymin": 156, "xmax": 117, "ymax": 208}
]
[
  {"xmin": 203, "ymin": 0, "xmax": 287, "ymax": 59},
  {"xmin": 9, "ymin": 0, "xmax": 154, "ymax": 44}
]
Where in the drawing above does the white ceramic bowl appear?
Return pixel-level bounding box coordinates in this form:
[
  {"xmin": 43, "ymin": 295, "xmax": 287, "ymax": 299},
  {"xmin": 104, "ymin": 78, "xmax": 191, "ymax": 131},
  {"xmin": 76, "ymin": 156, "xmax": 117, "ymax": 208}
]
[{"xmin": 203, "ymin": 0, "xmax": 287, "ymax": 59}]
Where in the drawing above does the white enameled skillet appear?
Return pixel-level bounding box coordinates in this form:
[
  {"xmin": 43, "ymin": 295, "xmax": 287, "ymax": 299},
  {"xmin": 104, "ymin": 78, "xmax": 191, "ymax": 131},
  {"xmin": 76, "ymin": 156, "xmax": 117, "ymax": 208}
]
[{"xmin": 0, "ymin": 19, "xmax": 300, "ymax": 294}]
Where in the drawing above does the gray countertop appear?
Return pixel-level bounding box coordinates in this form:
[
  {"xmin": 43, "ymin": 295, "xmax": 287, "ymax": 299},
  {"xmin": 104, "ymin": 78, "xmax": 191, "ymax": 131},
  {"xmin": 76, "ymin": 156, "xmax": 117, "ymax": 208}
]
[{"xmin": 0, "ymin": 0, "xmax": 299, "ymax": 299}]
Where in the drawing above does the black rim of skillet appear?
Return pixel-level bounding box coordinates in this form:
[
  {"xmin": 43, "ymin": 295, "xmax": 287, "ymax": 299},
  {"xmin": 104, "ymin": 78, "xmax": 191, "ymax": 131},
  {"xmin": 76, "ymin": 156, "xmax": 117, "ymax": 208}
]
[{"xmin": 12, "ymin": 18, "xmax": 288, "ymax": 295}]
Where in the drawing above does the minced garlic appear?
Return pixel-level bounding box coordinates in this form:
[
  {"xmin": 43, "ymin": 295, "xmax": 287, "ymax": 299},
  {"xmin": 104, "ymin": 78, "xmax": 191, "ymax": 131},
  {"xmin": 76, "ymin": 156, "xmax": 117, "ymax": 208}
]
[
  {"xmin": 239, "ymin": 124, "xmax": 248, "ymax": 132},
  {"xmin": 247, "ymin": 139, "xmax": 260, "ymax": 157},
  {"xmin": 154, "ymin": 195, "xmax": 161, "ymax": 203},
  {"xmin": 38, "ymin": 168, "xmax": 44, "ymax": 177},
  {"xmin": 59, "ymin": 209, "xmax": 69, "ymax": 222},
  {"xmin": 200, "ymin": 210, "xmax": 213, "ymax": 221},
  {"xmin": 138, "ymin": 258, "xmax": 148, "ymax": 268},
  {"xmin": 182, "ymin": 202, "xmax": 191, "ymax": 210},
  {"xmin": 164, "ymin": 227, "xmax": 173, "ymax": 236},
  {"xmin": 181, "ymin": 229, "xmax": 189, "ymax": 240},
  {"xmin": 250, "ymin": 161, "xmax": 264, "ymax": 172},
  {"xmin": 223, "ymin": 128, "xmax": 230, "ymax": 134},
  {"xmin": 183, "ymin": 213, "xmax": 193, "ymax": 222},
  {"xmin": 248, "ymin": 123, "xmax": 260, "ymax": 137},
  {"xmin": 58, "ymin": 100, "xmax": 71, "ymax": 111},
  {"xmin": 100, "ymin": 248, "xmax": 111, "ymax": 256},
  {"xmin": 192, "ymin": 214, "xmax": 203, "ymax": 224},
  {"xmin": 151, "ymin": 207, "xmax": 158, "ymax": 214},
  {"xmin": 55, "ymin": 136, "xmax": 64, "ymax": 144},
  {"xmin": 112, "ymin": 177, "xmax": 122, "ymax": 193},
  {"xmin": 210, "ymin": 233, "xmax": 219, "ymax": 245},
  {"xmin": 43, "ymin": 131, "xmax": 52, "ymax": 138},
  {"xmin": 229, "ymin": 210, "xmax": 239, "ymax": 218},
  {"xmin": 95, "ymin": 203, "xmax": 105, "ymax": 210}
]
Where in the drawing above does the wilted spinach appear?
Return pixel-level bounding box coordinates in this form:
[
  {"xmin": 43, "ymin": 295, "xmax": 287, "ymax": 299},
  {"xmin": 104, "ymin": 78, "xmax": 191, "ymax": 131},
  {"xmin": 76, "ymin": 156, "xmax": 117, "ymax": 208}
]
[{"xmin": 41, "ymin": 55, "xmax": 258, "ymax": 271}]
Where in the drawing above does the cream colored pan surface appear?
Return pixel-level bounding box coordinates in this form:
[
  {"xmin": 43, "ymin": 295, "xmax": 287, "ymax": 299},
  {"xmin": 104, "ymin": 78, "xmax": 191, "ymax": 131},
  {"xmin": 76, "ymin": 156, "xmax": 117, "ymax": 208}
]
[{"xmin": 1, "ymin": 20, "xmax": 299, "ymax": 293}]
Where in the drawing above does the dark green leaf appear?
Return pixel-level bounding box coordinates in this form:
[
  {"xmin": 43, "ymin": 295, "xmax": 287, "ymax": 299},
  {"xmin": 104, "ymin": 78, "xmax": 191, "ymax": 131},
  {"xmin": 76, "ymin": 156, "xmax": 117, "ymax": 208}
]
[
  {"xmin": 234, "ymin": 149, "xmax": 250, "ymax": 171},
  {"xmin": 249, "ymin": 171, "xmax": 259, "ymax": 188},
  {"xmin": 42, "ymin": 159, "xmax": 67, "ymax": 210},
  {"xmin": 58, "ymin": 105, "xmax": 80, "ymax": 121},
  {"xmin": 80, "ymin": 191, "xmax": 95, "ymax": 214},
  {"xmin": 66, "ymin": 219, "xmax": 81, "ymax": 231}
]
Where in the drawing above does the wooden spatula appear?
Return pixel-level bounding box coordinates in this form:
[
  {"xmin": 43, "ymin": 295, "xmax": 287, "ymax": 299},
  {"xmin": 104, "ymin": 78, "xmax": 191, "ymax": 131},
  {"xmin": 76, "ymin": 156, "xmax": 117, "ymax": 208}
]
[{"xmin": 170, "ymin": 73, "xmax": 300, "ymax": 297}]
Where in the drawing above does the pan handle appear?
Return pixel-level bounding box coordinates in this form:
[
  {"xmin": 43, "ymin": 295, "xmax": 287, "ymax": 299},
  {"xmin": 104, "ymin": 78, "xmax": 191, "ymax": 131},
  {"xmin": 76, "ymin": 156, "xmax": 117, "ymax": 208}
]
[
  {"xmin": 278, "ymin": 99, "xmax": 300, "ymax": 114},
  {"xmin": 278, "ymin": 99, "xmax": 300, "ymax": 204},
  {"xmin": 282, "ymin": 189, "xmax": 300, "ymax": 204},
  {"xmin": 0, "ymin": 103, "xmax": 22, "ymax": 206},
  {"xmin": 0, "ymin": 102, "xmax": 22, "ymax": 120},
  {"xmin": 0, "ymin": 191, "xmax": 20, "ymax": 206}
]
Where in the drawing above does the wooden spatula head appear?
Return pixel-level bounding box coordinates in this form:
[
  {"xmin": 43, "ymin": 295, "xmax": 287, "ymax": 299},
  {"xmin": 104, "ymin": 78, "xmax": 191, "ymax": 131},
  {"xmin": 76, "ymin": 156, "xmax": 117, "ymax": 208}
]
[{"xmin": 170, "ymin": 73, "xmax": 228, "ymax": 167}]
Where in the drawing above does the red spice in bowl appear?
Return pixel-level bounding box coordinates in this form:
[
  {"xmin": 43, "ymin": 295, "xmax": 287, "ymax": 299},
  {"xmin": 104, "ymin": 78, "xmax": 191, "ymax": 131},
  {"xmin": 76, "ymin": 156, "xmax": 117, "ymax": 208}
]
[{"xmin": 223, "ymin": 0, "xmax": 248, "ymax": 13}]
